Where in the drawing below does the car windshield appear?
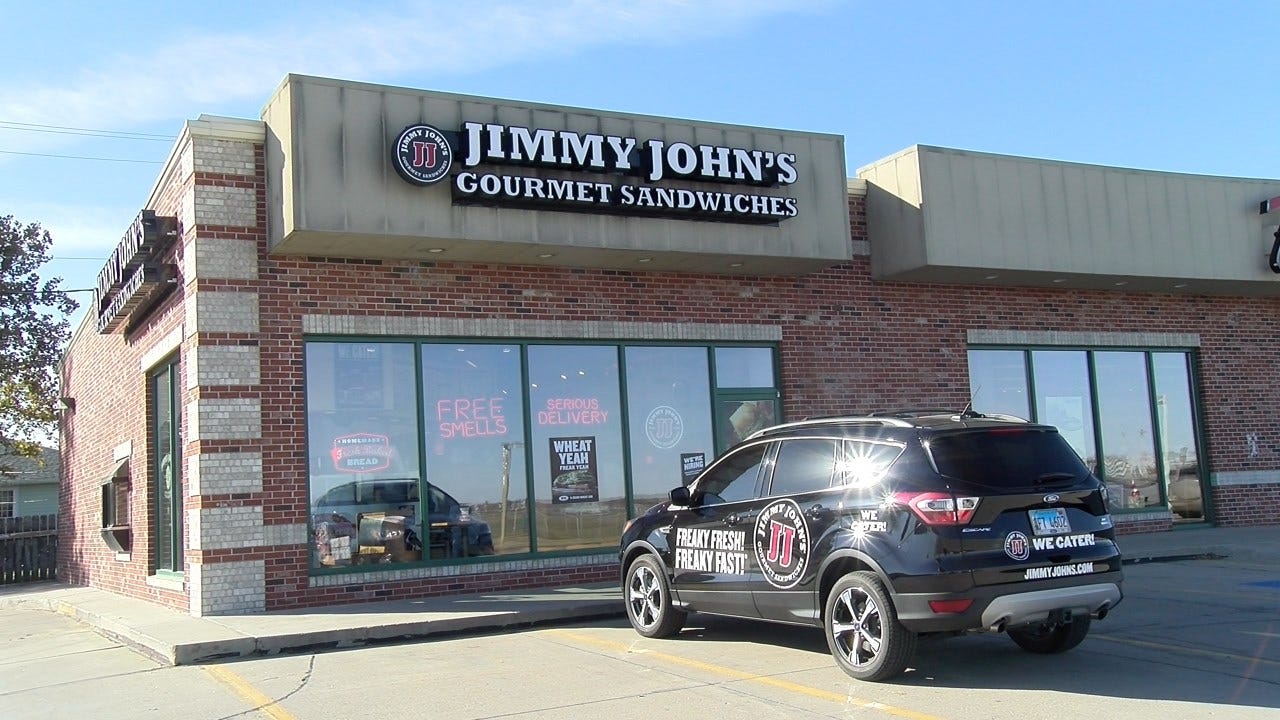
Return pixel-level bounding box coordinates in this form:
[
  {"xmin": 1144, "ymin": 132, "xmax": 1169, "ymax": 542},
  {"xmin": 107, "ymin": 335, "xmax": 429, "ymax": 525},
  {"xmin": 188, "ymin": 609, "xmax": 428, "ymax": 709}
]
[{"xmin": 927, "ymin": 428, "xmax": 1090, "ymax": 489}]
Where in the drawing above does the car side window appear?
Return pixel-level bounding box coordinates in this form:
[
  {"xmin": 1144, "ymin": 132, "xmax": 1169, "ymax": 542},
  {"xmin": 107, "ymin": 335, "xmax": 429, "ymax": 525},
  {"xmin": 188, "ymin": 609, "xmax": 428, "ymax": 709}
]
[
  {"xmin": 696, "ymin": 444, "xmax": 767, "ymax": 505},
  {"xmin": 837, "ymin": 440, "xmax": 904, "ymax": 489},
  {"xmin": 769, "ymin": 439, "xmax": 838, "ymax": 496}
]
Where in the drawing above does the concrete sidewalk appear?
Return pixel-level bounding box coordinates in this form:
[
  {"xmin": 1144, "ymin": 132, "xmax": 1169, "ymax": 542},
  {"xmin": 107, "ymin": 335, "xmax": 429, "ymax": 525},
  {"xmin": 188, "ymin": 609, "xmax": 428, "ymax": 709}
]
[{"xmin": 2, "ymin": 524, "xmax": 1276, "ymax": 666}]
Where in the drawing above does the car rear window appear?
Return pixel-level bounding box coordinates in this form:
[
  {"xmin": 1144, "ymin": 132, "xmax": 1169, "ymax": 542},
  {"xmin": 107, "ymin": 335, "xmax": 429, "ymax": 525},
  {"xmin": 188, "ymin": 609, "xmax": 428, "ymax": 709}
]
[{"xmin": 927, "ymin": 428, "xmax": 1091, "ymax": 488}]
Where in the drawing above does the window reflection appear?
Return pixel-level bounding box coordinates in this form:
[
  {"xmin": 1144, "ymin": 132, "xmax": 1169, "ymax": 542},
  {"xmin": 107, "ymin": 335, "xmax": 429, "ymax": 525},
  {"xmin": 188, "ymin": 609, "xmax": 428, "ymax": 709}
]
[
  {"xmin": 1031, "ymin": 351, "xmax": 1097, "ymax": 470},
  {"xmin": 529, "ymin": 346, "xmax": 626, "ymax": 552},
  {"xmin": 1153, "ymin": 353, "xmax": 1203, "ymax": 521},
  {"xmin": 715, "ymin": 347, "xmax": 775, "ymax": 388},
  {"xmin": 421, "ymin": 344, "xmax": 528, "ymax": 557},
  {"xmin": 307, "ymin": 343, "xmax": 421, "ymax": 568},
  {"xmin": 625, "ymin": 347, "xmax": 714, "ymax": 517},
  {"xmin": 968, "ymin": 350, "xmax": 1030, "ymax": 419},
  {"xmin": 1095, "ymin": 352, "xmax": 1159, "ymax": 510},
  {"xmin": 967, "ymin": 347, "xmax": 1204, "ymax": 517}
]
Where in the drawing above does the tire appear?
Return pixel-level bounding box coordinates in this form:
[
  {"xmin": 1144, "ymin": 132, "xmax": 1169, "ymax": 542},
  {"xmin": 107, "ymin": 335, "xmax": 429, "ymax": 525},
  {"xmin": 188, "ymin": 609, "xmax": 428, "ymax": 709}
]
[
  {"xmin": 1007, "ymin": 613, "xmax": 1091, "ymax": 654},
  {"xmin": 824, "ymin": 571, "xmax": 917, "ymax": 682},
  {"xmin": 624, "ymin": 555, "xmax": 687, "ymax": 638}
]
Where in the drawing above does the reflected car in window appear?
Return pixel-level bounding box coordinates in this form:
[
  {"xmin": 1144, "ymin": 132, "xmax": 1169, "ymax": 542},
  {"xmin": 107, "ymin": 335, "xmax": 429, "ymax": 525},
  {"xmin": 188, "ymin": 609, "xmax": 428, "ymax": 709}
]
[{"xmin": 311, "ymin": 479, "xmax": 494, "ymax": 566}]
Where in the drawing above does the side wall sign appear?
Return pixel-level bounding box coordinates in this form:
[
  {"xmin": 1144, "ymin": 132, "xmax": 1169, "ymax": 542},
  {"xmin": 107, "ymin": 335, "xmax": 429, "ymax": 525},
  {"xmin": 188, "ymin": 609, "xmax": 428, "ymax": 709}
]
[
  {"xmin": 392, "ymin": 121, "xmax": 800, "ymax": 224},
  {"xmin": 94, "ymin": 210, "xmax": 179, "ymax": 334}
]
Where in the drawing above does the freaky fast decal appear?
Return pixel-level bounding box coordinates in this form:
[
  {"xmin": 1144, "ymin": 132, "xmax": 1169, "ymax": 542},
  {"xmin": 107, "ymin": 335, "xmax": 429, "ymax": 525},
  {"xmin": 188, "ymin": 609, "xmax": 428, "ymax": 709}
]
[
  {"xmin": 673, "ymin": 527, "xmax": 748, "ymax": 574},
  {"xmin": 754, "ymin": 499, "xmax": 810, "ymax": 589}
]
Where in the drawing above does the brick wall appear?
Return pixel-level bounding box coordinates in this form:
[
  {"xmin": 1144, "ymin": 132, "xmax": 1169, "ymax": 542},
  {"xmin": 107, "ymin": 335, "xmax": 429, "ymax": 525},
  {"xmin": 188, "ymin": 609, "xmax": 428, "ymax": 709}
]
[
  {"xmin": 58, "ymin": 139, "xmax": 193, "ymax": 611},
  {"xmin": 61, "ymin": 139, "xmax": 1280, "ymax": 614}
]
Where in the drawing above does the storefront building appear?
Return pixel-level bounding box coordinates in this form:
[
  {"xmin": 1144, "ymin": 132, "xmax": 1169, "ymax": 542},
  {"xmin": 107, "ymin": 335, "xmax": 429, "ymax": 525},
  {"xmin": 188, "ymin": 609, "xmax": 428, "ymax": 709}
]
[{"xmin": 58, "ymin": 75, "xmax": 1280, "ymax": 615}]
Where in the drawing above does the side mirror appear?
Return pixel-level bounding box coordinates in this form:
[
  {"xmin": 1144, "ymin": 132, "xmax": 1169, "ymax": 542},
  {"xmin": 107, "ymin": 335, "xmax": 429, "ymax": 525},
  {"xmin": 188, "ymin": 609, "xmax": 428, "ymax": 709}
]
[{"xmin": 669, "ymin": 486, "xmax": 692, "ymax": 507}]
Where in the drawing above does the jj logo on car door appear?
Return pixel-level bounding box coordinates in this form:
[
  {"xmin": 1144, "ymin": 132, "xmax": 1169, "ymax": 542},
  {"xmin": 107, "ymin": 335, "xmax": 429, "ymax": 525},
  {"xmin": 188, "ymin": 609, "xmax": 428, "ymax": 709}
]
[{"xmin": 752, "ymin": 438, "xmax": 846, "ymax": 622}]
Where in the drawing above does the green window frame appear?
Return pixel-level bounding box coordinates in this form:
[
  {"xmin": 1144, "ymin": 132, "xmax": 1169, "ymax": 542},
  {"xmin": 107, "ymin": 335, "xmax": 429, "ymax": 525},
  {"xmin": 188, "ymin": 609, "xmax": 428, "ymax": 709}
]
[
  {"xmin": 967, "ymin": 346, "xmax": 1209, "ymax": 521},
  {"xmin": 150, "ymin": 355, "xmax": 183, "ymax": 575},
  {"xmin": 303, "ymin": 338, "xmax": 782, "ymax": 575}
]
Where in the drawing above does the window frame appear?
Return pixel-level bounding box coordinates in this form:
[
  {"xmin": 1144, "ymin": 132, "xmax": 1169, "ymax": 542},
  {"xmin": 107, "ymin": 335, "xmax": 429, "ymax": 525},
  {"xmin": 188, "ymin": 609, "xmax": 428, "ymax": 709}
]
[
  {"xmin": 150, "ymin": 354, "xmax": 183, "ymax": 576},
  {"xmin": 966, "ymin": 345, "xmax": 1209, "ymax": 519},
  {"xmin": 302, "ymin": 336, "xmax": 784, "ymax": 575}
]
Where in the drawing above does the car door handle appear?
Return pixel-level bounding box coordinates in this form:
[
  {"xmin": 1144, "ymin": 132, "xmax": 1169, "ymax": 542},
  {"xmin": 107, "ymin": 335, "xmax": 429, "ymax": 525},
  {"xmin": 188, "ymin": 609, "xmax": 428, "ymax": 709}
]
[
  {"xmin": 805, "ymin": 504, "xmax": 828, "ymax": 521},
  {"xmin": 724, "ymin": 514, "xmax": 742, "ymax": 526}
]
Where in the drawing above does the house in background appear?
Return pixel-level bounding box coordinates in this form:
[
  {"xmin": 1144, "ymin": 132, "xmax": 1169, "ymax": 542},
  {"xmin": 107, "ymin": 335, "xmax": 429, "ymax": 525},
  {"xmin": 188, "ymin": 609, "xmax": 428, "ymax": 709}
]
[{"xmin": 0, "ymin": 447, "xmax": 60, "ymax": 519}]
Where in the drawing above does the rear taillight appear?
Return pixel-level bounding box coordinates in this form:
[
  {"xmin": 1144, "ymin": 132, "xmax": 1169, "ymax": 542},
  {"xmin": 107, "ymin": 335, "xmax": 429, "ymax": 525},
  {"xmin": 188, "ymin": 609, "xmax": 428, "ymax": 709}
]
[{"xmin": 893, "ymin": 491, "xmax": 980, "ymax": 525}]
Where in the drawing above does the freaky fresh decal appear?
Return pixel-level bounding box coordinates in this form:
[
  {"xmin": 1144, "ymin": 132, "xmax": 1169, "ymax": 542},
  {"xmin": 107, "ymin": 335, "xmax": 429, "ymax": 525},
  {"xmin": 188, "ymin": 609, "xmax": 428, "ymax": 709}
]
[
  {"xmin": 673, "ymin": 528, "xmax": 748, "ymax": 574},
  {"xmin": 754, "ymin": 499, "xmax": 810, "ymax": 589}
]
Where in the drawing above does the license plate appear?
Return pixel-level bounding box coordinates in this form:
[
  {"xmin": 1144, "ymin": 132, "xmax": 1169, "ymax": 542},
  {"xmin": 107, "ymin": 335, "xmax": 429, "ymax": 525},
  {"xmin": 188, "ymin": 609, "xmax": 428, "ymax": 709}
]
[{"xmin": 1029, "ymin": 508, "xmax": 1071, "ymax": 536}]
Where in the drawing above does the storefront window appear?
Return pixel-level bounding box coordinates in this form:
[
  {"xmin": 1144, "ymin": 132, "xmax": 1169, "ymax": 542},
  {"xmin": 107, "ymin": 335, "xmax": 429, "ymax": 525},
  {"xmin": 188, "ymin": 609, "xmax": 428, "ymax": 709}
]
[
  {"xmin": 303, "ymin": 339, "xmax": 782, "ymax": 571},
  {"xmin": 625, "ymin": 347, "xmax": 715, "ymax": 516},
  {"xmin": 1094, "ymin": 352, "xmax": 1159, "ymax": 510},
  {"xmin": 1152, "ymin": 353, "xmax": 1203, "ymax": 521},
  {"xmin": 421, "ymin": 344, "xmax": 528, "ymax": 557},
  {"xmin": 715, "ymin": 347, "xmax": 775, "ymax": 388},
  {"xmin": 719, "ymin": 398, "xmax": 778, "ymax": 448},
  {"xmin": 968, "ymin": 346, "xmax": 1204, "ymax": 518},
  {"xmin": 967, "ymin": 349, "xmax": 1030, "ymax": 419},
  {"xmin": 528, "ymin": 345, "xmax": 625, "ymax": 552},
  {"xmin": 151, "ymin": 356, "xmax": 182, "ymax": 574},
  {"xmin": 306, "ymin": 342, "xmax": 421, "ymax": 569},
  {"xmin": 1032, "ymin": 351, "xmax": 1097, "ymax": 470}
]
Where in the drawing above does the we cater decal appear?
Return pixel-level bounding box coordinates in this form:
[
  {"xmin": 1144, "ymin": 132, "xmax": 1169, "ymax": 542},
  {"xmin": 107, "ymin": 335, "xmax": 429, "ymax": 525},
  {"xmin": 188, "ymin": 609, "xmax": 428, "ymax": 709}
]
[{"xmin": 393, "ymin": 121, "xmax": 800, "ymax": 224}]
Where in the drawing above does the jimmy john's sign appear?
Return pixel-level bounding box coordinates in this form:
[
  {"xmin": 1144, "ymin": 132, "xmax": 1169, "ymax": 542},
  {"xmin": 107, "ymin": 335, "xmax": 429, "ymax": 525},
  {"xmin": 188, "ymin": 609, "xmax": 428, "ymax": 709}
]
[
  {"xmin": 94, "ymin": 210, "xmax": 179, "ymax": 334},
  {"xmin": 392, "ymin": 121, "xmax": 799, "ymax": 224}
]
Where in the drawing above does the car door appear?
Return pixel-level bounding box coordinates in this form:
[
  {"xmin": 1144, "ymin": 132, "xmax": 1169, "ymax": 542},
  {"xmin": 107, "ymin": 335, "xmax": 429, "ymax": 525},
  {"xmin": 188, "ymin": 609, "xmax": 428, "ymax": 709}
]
[
  {"xmin": 751, "ymin": 437, "xmax": 846, "ymax": 623},
  {"xmin": 669, "ymin": 440, "xmax": 771, "ymax": 618}
]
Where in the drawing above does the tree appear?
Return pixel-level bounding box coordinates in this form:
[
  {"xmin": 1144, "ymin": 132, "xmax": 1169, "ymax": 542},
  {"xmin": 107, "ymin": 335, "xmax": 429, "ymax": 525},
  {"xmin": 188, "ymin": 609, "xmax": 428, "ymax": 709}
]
[{"xmin": 0, "ymin": 215, "xmax": 77, "ymax": 465}]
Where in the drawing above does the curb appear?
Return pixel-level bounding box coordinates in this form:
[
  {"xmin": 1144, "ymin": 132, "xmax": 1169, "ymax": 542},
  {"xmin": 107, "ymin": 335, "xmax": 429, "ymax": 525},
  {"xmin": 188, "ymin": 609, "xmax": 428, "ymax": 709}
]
[{"xmin": 1121, "ymin": 552, "xmax": 1226, "ymax": 566}]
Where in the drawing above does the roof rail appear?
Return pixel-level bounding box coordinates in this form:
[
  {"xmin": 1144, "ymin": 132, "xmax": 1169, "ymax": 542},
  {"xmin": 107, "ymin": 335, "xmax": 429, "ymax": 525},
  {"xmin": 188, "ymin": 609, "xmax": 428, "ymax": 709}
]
[
  {"xmin": 980, "ymin": 413, "xmax": 1030, "ymax": 423},
  {"xmin": 745, "ymin": 416, "xmax": 913, "ymax": 440},
  {"xmin": 869, "ymin": 408, "xmax": 961, "ymax": 418}
]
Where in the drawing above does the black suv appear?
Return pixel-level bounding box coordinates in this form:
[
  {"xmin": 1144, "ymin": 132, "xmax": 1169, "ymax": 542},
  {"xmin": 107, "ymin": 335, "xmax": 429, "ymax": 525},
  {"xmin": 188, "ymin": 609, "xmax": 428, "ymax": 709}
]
[{"xmin": 619, "ymin": 412, "xmax": 1123, "ymax": 681}]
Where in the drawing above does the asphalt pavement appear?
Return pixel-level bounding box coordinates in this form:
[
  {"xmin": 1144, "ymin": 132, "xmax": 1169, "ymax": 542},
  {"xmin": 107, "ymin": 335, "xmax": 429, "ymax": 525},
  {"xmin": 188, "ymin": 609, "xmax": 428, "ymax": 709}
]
[{"xmin": 1, "ymin": 524, "xmax": 1276, "ymax": 666}]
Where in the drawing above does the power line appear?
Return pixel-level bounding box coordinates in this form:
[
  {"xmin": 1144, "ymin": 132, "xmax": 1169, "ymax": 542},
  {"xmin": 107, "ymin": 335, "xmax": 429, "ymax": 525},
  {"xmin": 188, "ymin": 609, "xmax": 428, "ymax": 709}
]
[
  {"xmin": 0, "ymin": 120, "xmax": 173, "ymax": 140},
  {"xmin": 0, "ymin": 149, "xmax": 162, "ymax": 164},
  {"xmin": 0, "ymin": 124, "xmax": 173, "ymax": 142}
]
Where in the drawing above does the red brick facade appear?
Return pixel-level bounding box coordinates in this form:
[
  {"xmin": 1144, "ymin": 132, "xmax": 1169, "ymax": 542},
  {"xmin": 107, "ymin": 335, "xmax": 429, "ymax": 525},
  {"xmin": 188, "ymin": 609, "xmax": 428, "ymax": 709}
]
[{"xmin": 59, "ymin": 134, "xmax": 1280, "ymax": 614}]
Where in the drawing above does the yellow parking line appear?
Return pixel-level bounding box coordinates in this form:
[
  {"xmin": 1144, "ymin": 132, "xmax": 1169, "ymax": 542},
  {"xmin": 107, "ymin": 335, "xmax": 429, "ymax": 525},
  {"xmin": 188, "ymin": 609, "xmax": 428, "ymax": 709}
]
[
  {"xmin": 546, "ymin": 629, "xmax": 944, "ymax": 720},
  {"xmin": 1093, "ymin": 634, "xmax": 1280, "ymax": 668},
  {"xmin": 204, "ymin": 665, "xmax": 298, "ymax": 720}
]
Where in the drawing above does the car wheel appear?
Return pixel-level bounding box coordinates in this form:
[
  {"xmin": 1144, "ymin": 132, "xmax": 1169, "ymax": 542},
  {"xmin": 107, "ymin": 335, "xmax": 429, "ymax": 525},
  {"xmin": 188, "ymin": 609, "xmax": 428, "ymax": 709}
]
[
  {"xmin": 1007, "ymin": 614, "xmax": 1091, "ymax": 654},
  {"xmin": 824, "ymin": 571, "xmax": 917, "ymax": 682},
  {"xmin": 624, "ymin": 555, "xmax": 687, "ymax": 638}
]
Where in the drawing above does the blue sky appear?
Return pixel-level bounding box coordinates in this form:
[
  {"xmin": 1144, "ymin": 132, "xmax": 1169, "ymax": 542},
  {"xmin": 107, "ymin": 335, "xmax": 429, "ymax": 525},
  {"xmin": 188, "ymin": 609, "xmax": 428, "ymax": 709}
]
[{"xmin": 2, "ymin": 0, "xmax": 1275, "ymax": 328}]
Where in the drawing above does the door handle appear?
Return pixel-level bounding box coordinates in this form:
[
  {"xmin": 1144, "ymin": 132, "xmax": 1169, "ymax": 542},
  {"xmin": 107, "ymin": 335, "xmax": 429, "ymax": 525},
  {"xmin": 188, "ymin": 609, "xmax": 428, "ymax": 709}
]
[
  {"xmin": 724, "ymin": 513, "xmax": 742, "ymax": 526},
  {"xmin": 805, "ymin": 504, "xmax": 827, "ymax": 521}
]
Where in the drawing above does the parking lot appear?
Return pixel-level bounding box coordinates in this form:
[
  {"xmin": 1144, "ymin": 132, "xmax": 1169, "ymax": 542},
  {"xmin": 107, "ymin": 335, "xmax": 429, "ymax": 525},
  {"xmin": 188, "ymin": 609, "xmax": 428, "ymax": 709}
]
[{"xmin": 2, "ymin": 557, "xmax": 1277, "ymax": 719}]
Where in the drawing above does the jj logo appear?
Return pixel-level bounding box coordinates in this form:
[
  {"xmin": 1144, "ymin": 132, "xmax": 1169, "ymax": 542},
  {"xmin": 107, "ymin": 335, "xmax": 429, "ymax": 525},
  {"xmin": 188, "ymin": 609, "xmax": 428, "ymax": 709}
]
[
  {"xmin": 393, "ymin": 124, "xmax": 453, "ymax": 186},
  {"xmin": 754, "ymin": 499, "xmax": 809, "ymax": 589},
  {"xmin": 766, "ymin": 521, "xmax": 796, "ymax": 567},
  {"xmin": 411, "ymin": 141, "xmax": 439, "ymax": 169}
]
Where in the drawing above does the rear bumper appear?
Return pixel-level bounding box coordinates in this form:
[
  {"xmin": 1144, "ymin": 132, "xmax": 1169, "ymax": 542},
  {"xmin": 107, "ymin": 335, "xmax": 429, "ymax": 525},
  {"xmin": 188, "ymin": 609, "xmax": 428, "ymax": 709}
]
[{"xmin": 892, "ymin": 570, "xmax": 1124, "ymax": 633}]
